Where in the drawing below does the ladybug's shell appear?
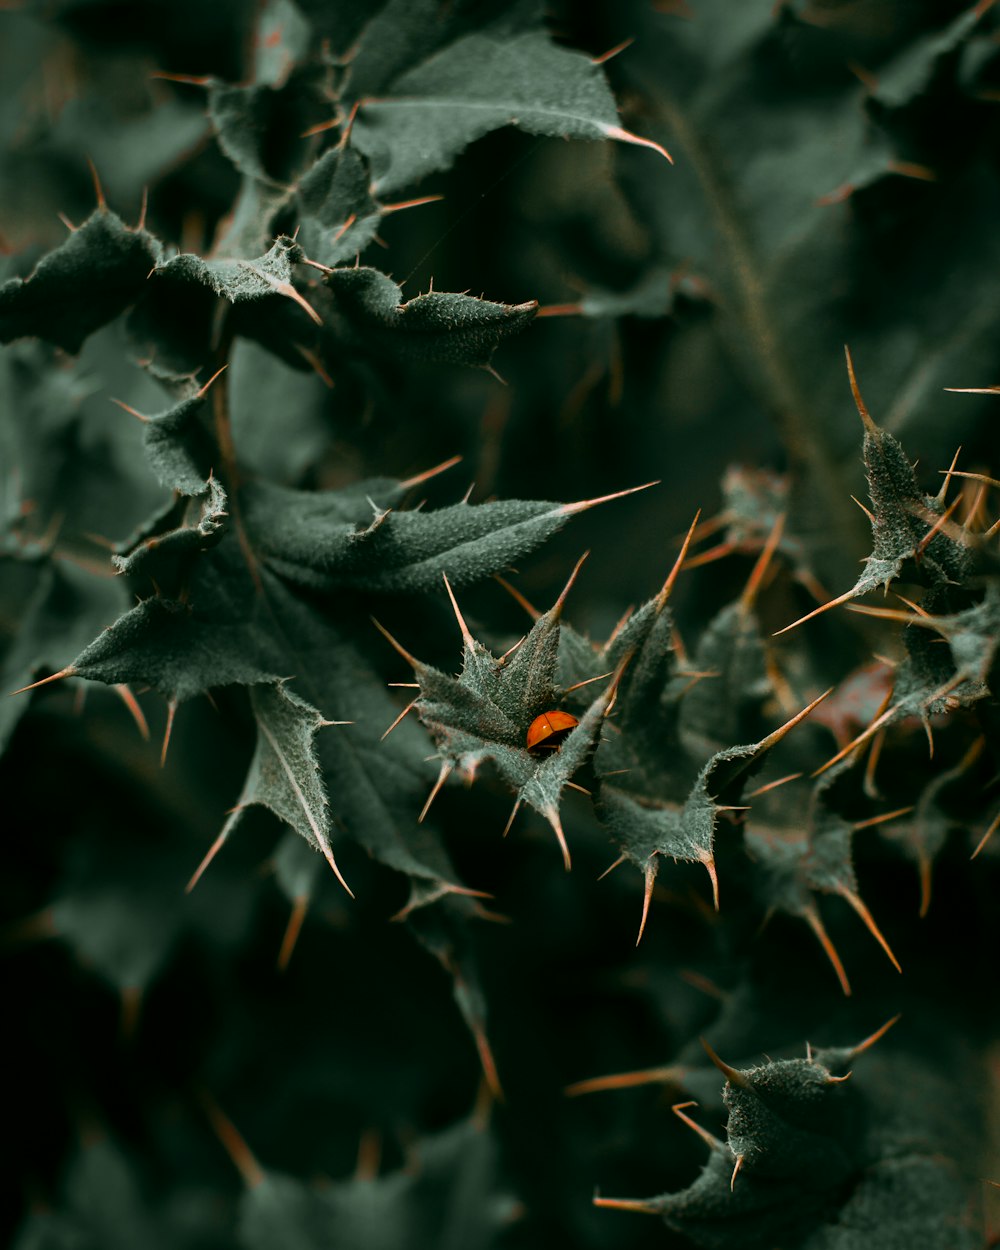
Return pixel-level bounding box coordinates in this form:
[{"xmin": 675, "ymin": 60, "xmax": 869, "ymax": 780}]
[{"xmin": 526, "ymin": 710, "xmax": 580, "ymax": 752}]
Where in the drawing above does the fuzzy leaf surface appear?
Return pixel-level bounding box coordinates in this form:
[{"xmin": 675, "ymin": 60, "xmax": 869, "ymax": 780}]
[{"xmin": 0, "ymin": 211, "xmax": 161, "ymax": 353}]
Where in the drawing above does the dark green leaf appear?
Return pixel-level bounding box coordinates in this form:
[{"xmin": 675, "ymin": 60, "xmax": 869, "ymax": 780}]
[{"xmin": 0, "ymin": 211, "xmax": 160, "ymax": 354}]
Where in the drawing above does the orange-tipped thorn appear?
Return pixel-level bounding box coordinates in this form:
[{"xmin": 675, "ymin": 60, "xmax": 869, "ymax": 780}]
[
  {"xmin": 739, "ymin": 512, "xmax": 785, "ymax": 613},
  {"xmin": 110, "ymin": 396, "xmax": 148, "ymax": 422},
  {"xmin": 844, "ymin": 344, "xmax": 877, "ymax": 433},
  {"xmin": 700, "ymin": 1039, "xmax": 752, "ymax": 1090},
  {"xmin": 672, "ymin": 1100, "xmax": 725, "ymax": 1151},
  {"xmin": 563, "ymin": 671, "xmax": 614, "ymax": 695},
  {"xmin": 371, "ymin": 617, "xmax": 422, "ymax": 669},
  {"xmin": 565, "ymin": 1064, "xmax": 684, "ymax": 1098},
  {"xmin": 318, "ymin": 836, "xmax": 354, "ymax": 899},
  {"xmin": 502, "ymin": 797, "xmax": 522, "ymax": 838},
  {"xmin": 852, "ymin": 805, "xmax": 914, "ymax": 831},
  {"xmin": 196, "ymin": 363, "xmax": 228, "ymax": 399},
  {"xmin": 293, "ymin": 343, "xmax": 334, "ymax": 388},
  {"xmin": 592, "ymin": 36, "xmax": 635, "ymax": 65},
  {"xmin": 804, "ymin": 905, "xmax": 851, "ymax": 996},
  {"xmin": 545, "ymin": 805, "xmax": 572, "ymax": 870},
  {"xmin": 552, "ymin": 551, "xmax": 590, "ymax": 619},
  {"xmin": 201, "ymin": 1094, "xmax": 265, "ymax": 1189},
  {"xmin": 277, "ymin": 896, "xmax": 308, "ymax": 971},
  {"xmin": 562, "ymin": 481, "xmax": 659, "ymax": 517},
  {"xmin": 936, "ymin": 446, "xmax": 963, "ymax": 503},
  {"xmin": 471, "ymin": 1019, "xmax": 503, "ymax": 1101},
  {"xmin": 773, "ymin": 587, "xmax": 858, "ymax": 636},
  {"xmin": 10, "ymin": 666, "xmax": 76, "ymax": 696},
  {"xmin": 399, "ymin": 454, "xmax": 462, "ymax": 490},
  {"xmin": 593, "ymin": 1193, "xmax": 663, "ymax": 1215},
  {"xmin": 151, "ymin": 71, "xmax": 211, "ymax": 86},
  {"xmin": 813, "ymin": 701, "xmax": 898, "ymax": 777},
  {"xmin": 656, "ymin": 509, "xmax": 701, "ymax": 611},
  {"xmin": 442, "ymin": 573, "xmax": 475, "ymax": 649},
  {"xmin": 730, "ymin": 1155, "xmax": 744, "ymax": 1191},
  {"xmin": 135, "ymin": 186, "xmax": 148, "ymax": 233},
  {"xmin": 758, "ymin": 687, "xmax": 833, "ymax": 753},
  {"xmin": 681, "ymin": 540, "xmax": 736, "ymax": 570},
  {"xmin": 419, "ymin": 761, "xmax": 453, "ymax": 824},
  {"xmin": 381, "ymin": 697, "xmax": 417, "ymax": 741},
  {"xmin": 849, "ymin": 494, "xmax": 877, "ymax": 525},
  {"xmin": 971, "ymin": 809, "xmax": 1000, "ymax": 859},
  {"xmin": 114, "ymin": 684, "xmax": 149, "ymax": 739},
  {"xmin": 160, "ymin": 699, "xmax": 177, "ymax": 766},
  {"xmin": 849, "ymin": 1014, "xmax": 901, "ymax": 1058},
  {"xmin": 597, "ymin": 853, "xmax": 627, "ymax": 881},
  {"xmin": 300, "ymin": 115, "xmax": 341, "ymax": 138},
  {"xmin": 636, "ymin": 858, "xmax": 658, "ymax": 946},
  {"xmin": 839, "ymin": 888, "xmax": 901, "ymax": 973},
  {"xmin": 86, "ymin": 156, "xmax": 106, "ymax": 211},
  {"xmin": 702, "ymin": 857, "xmax": 720, "ymax": 911},
  {"xmin": 381, "ymin": 193, "xmax": 444, "ymax": 214},
  {"xmin": 748, "ymin": 772, "xmax": 803, "ymax": 798},
  {"xmin": 916, "ymin": 495, "xmax": 962, "ymax": 557},
  {"xmin": 600, "ymin": 123, "xmax": 674, "ymax": 164},
  {"xmin": 494, "ymin": 574, "xmax": 541, "ymax": 620},
  {"xmin": 186, "ymin": 827, "xmax": 231, "ymax": 893}
]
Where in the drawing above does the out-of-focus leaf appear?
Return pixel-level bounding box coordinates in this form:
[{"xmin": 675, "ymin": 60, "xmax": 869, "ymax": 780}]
[{"xmin": 239, "ymin": 1116, "xmax": 509, "ymax": 1250}]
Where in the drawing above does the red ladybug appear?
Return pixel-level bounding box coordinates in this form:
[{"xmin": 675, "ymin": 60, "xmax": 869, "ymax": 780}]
[{"xmin": 526, "ymin": 710, "xmax": 580, "ymax": 754}]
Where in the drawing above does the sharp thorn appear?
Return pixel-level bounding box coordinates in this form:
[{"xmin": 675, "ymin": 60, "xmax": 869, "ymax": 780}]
[
  {"xmin": 656, "ymin": 508, "xmax": 702, "ymax": 610},
  {"xmin": 671, "ymin": 1100, "xmax": 725, "ymax": 1151},
  {"xmin": 160, "ymin": 699, "xmax": 177, "ymax": 767},
  {"xmin": 419, "ymin": 762, "xmax": 453, "ymax": 824},
  {"xmin": 398, "ymin": 454, "xmax": 462, "ymax": 490},
  {"xmin": 839, "ymin": 889, "xmax": 902, "ymax": 972},
  {"xmin": 804, "ymin": 905, "xmax": 852, "ymax": 996},
  {"xmin": 601, "ymin": 122, "xmax": 674, "ymax": 164},
  {"xmin": 636, "ymin": 858, "xmax": 657, "ymax": 946},
  {"xmin": 10, "ymin": 666, "xmax": 76, "ymax": 696},
  {"xmin": 849, "ymin": 1014, "xmax": 901, "ymax": 1057},
  {"xmin": 700, "ymin": 1039, "xmax": 752, "ymax": 1089},
  {"xmin": 546, "ymin": 805, "xmax": 572, "ymax": 870},
  {"xmin": 442, "ymin": 573, "xmax": 475, "ymax": 649},
  {"xmin": 277, "ymin": 896, "xmax": 308, "ymax": 971},
  {"xmin": 562, "ymin": 481, "xmax": 659, "ymax": 517},
  {"xmin": 565, "ymin": 1064, "xmax": 684, "ymax": 1097},
  {"xmin": 844, "ymin": 344, "xmax": 877, "ymax": 432},
  {"xmin": 597, "ymin": 853, "xmax": 627, "ymax": 881},
  {"xmin": 381, "ymin": 697, "xmax": 418, "ymax": 741},
  {"xmin": 114, "ymin": 684, "xmax": 150, "ymax": 740},
  {"xmin": 371, "ymin": 617, "xmax": 421, "ymax": 669}
]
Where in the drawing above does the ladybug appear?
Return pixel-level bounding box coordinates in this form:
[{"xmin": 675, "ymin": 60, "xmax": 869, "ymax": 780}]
[{"xmin": 526, "ymin": 710, "xmax": 580, "ymax": 754}]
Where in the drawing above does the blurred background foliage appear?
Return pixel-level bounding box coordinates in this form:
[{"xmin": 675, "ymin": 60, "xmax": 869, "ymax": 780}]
[{"xmin": 1, "ymin": 1, "xmax": 999, "ymax": 1247}]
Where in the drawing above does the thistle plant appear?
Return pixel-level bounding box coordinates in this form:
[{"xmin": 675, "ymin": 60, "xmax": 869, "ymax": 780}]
[{"xmin": 1, "ymin": 2, "xmax": 998, "ymax": 1248}]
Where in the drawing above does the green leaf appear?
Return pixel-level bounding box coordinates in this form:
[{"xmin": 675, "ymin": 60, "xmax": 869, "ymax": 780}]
[
  {"xmin": 599, "ymin": 1023, "xmax": 980, "ymax": 1250},
  {"xmin": 1, "ymin": 557, "xmax": 129, "ymax": 753},
  {"xmin": 152, "ymin": 237, "xmax": 320, "ymax": 323},
  {"xmin": 382, "ymin": 565, "xmax": 614, "ymax": 866},
  {"xmin": 244, "ymin": 481, "xmax": 594, "ymax": 592},
  {"xmin": 239, "ymin": 1116, "xmax": 508, "ymax": 1250},
  {"xmin": 221, "ymin": 681, "xmax": 348, "ymax": 892},
  {"xmin": 352, "ymin": 30, "xmax": 669, "ymax": 194},
  {"xmin": 0, "ymin": 210, "xmax": 161, "ymax": 354},
  {"xmin": 296, "ymin": 147, "xmax": 382, "ymax": 267},
  {"xmin": 323, "ymin": 266, "xmax": 536, "ymax": 369}
]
